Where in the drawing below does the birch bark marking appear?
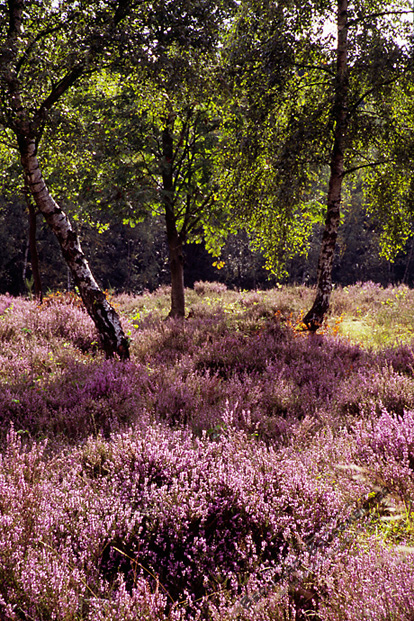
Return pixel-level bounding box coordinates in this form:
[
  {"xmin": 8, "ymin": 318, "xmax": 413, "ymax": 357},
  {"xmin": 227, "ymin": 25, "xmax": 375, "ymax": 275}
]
[
  {"xmin": 19, "ymin": 136, "xmax": 129, "ymax": 359},
  {"xmin": 303, "ymin": 0, "xmax": 349, "ymax": 331}
]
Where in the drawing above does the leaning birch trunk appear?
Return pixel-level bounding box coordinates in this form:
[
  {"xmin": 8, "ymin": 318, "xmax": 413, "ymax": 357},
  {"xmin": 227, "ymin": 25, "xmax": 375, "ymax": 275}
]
[
  {"xmin": 19, "ymin": 135, "xmax": 130, "ymax": 359},
  {"xmin": 303, "ymin": 0, "xmax": 349, "ymax": 331}
]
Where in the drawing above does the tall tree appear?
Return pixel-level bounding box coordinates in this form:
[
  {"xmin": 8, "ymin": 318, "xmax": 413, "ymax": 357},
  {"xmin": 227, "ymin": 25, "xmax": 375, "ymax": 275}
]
[
  {"xmin": 102, "ymin": 0, "xmax": 237, "ymax": 317},
  {"xmin": 0, "ymin": 0, "xmax": 132, "ymax": 358},
  {"xmin": 303, "ymin": 0, "xmax": 349, "ymax": 329},
  {"xmin": 0, "ymin": 0, "xmax": 236, "ymax": 349},
  {"xmin": 221, "ymin": 0, "xmax": 412, "ymax": 325},
  {"xmin": 108, "ymin": 83, "xmax": 225, "ymax": 318},
  {"xmin": 53, "ymin": 54, "xmax": 233, "ymax": 317},
  {"xmin": 303, "ymin": 0, "xmax": 412, "ymax": 329}
]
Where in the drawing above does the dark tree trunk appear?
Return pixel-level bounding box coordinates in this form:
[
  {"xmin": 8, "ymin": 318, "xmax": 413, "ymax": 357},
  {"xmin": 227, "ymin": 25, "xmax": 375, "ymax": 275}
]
[
  {"xmin": 25, "ymin": 186, "xmax": 43, "ymax": 303},
  {"xmin": 162, "ymin": 112, "xmax": 186, "ymax": 318},
  {"xmin": 167, "ymin": 225, "xmax": 185, "ymax": 318},
  {"xmin": 303, "ymin": 0, "xmax": 349, "ymax": 331},
  {"xmin": 22, "ymin": 237, "xmax": 29, "ymax": 290},
  {"xmin": 18, "ymin": 135, "xmax": 129, "ymax": 359},
  {"xmin": 403, "ymin": 236, "xmax": 414, "ymax": 284}
]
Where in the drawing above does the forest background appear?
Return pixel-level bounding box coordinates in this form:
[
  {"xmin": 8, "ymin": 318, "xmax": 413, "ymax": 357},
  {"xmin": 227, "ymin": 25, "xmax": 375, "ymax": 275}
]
[{"xmin": 0, "ymin": 187, "xmax": 412, "ymax": 296}]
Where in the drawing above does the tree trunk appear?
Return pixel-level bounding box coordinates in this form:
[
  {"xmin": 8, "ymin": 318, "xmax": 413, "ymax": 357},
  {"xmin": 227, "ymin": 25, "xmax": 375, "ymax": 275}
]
[
  {"xmin": 162, "ymin": 112, "xmax": 186, "ymax": 318},
  {"xmin": 403, "ymin": 235, "xmax": 414, "ymax": 284},
  {"xmin": 167, "ymin": 226, "xmax": 185, "ymax": 318},
  {"xmin": 303, "ymin": 0, "xmax": 349, "ymax": 331},
  {"xmin": 22, "ymin": 237, "xmax": 29, "ymax": 291},
  {"xmin": 18, "ymin": 135, "xmax": 129, "ymax": 359}
]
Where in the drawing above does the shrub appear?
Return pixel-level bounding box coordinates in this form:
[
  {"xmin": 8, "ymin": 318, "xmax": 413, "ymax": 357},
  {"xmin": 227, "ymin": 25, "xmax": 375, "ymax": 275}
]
[
  {"xmin": 318, "ymin": 541, "xmax": 414, "ymax": 621},
  {"xmin": 354, "ymin": 408, "xmax": 414, "ymax": 500},
  {"xmin": 194, "ymin": 281, "xmax": 227, "ymax": 296}
]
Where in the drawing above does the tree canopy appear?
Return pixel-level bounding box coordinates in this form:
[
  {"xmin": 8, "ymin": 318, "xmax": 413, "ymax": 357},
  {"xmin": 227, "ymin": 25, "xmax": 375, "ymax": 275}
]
[
  {"xmin": 218, "ymin": 0, "xmax": 413, "ymax": 326},
  {"xmin": 0, "ymin": 0, "xmax": 413, "ymax": 329}
]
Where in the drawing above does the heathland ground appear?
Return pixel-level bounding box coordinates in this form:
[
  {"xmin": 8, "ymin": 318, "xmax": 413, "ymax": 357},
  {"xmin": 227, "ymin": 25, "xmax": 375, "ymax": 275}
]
[{"xmin": 1, "ymin": 282, "xmax": 414, "ymax": 620}]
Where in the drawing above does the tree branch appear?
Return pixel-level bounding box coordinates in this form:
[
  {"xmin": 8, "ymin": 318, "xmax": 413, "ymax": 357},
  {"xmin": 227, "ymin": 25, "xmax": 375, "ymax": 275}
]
[
  {"xmin": 186, "ymin": 192, "xmax": 215, "ymax": 234},
  {"xmin": 0, "ymin": 0, "xmax": 23, "ymax": 69},
  {"xmin": 136, "ymin": 147, "xmax": 162, "ymax": 190},
  {"xmin": 349, "ymin": 74, "xmax": 405, "ymax": 114},
  {"xmin": 343, "ymin": 159, "xmax": 392, "ymax": 176},
  {"xmin": 291, "ymin": 62, "xmax": 335, "ymax": 77},
  {"xmin": 33, "ymin": 64, "xmax": 85, "ymax": 132},
  {"xmin": 7, "ymin": 0, "xmax": 23, "ymax": 39},
  {"xmin": 114, "ymin": 0, "xmax": 136, "ymax": 25},
  {"xmin": 347, "ymin": 10, "xmax": 413, "ymax": 27},
  {"xmin": 15, "ymin": 20, "xmax": 78, "ymax": 75}
]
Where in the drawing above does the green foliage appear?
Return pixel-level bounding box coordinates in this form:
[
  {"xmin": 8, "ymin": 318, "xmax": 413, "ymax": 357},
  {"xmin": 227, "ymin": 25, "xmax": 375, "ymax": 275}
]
[
  {"xmin": 218, "ymin": 0, "xmax": 413, "ymax": 277},
  {"xmin": 363, "ymin": 80, "xmax": 414, "ymax": 261},
  {"xmin": 77, "ymin": 71, "xmax": 229, "ymax": 250},
  {"xmin": 0, "ymin": 0, "xmax": 413, "ymax": 298},
  {"xmin": 215, "ymin": 0, "xmax": 335, "ymax": 275}
]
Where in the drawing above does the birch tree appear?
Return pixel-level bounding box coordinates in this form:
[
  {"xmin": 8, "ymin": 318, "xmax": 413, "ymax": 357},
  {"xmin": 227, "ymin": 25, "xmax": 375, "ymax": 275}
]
[
  {"xmin": 302, "ymin": 0, "xmax": 349, "ymax": 329},
  {"xmin": 221, "ymin": 0, "xmax": 412, "ymax": 327},
  {"xmin": 0, "ymin": 0, "xmax": 236, "ymax": 349},
  {"xmin": 0, "ymin": 0, "xmax": 132, "ymax": 358},
  {"xmin": 303, "ymin": 0, "xmax": 412, "ymax": 329}
]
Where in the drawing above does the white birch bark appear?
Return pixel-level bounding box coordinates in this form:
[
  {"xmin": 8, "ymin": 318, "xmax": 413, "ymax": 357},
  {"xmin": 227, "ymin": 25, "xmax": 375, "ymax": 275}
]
[
  {"xmin": 1, "ymin": 0, "xmax": 129, "ymax": 358},
  {"xmin": 303, "ymin": 0, "xmax": 349, "ymax": 330},
  {"xmin": 19, "ymin": 136, "xmax": 129, "ymax": 358}
]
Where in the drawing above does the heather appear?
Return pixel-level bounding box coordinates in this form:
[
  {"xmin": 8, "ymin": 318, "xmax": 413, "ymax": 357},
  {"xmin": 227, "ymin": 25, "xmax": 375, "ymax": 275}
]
[{"xmin": 1, "ymin": 285, "xmax": 414, "ymax": 619}]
